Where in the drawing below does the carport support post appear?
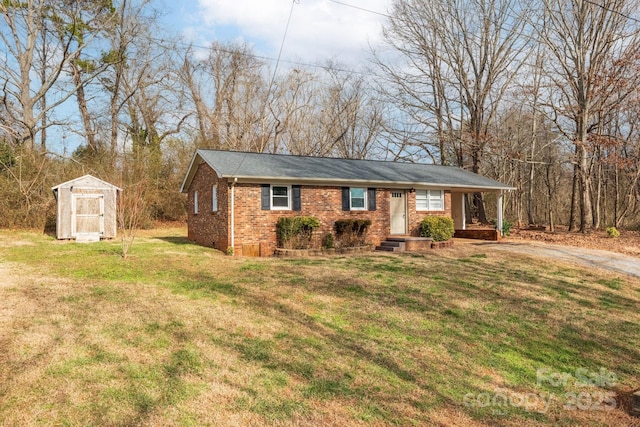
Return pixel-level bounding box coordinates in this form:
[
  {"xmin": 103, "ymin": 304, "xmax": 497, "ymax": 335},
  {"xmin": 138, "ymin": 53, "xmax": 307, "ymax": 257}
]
[
  {"xmin": 461, "ymin": 193, "xmax": 466, "ymax": 230},
  {"xmin": 497, "ymin": 191, "xmax": 504, "ymax": 236}
]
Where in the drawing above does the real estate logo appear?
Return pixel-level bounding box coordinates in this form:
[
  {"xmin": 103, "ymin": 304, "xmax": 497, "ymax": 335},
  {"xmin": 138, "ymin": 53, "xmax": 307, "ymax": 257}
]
[{"xmin": 463, "ymin": 367, "xmax": 618, "ymax": 415}]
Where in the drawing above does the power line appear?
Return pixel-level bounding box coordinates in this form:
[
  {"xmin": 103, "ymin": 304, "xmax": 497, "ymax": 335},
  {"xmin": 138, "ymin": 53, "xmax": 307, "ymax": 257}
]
[
  {"xmin": 152, "ymin": 36, "xmax": 372, "ymax": 76},
  {"xmin": 583, "ymin": 0, "xmax": 640, "ymax": 24},
  {"xmin": 270, "ymin": 0, "xmax": 300, "ymax": 86},
  {"xmin": 326, "ymin": 0, "xmax": 391, "ymax": 18}
]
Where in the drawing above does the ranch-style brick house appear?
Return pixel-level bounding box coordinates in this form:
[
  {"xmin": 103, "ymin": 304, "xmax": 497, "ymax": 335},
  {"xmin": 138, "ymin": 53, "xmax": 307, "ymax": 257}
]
[{"xmin": 180, "ymin": 149, "xmax": 514, "ymax": 256}]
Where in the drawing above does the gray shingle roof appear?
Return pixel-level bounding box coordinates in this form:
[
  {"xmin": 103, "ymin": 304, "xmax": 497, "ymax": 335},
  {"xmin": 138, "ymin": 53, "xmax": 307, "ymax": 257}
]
[{"xmin": 181, "ymin": 149, "xmax": 514, "ymax": 192}]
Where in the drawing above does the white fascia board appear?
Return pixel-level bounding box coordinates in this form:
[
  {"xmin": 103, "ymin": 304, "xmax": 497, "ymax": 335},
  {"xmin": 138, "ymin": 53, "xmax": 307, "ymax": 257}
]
[{"xmin": 226, "ymin": 176, "xmax": 515, "ymax": 192}]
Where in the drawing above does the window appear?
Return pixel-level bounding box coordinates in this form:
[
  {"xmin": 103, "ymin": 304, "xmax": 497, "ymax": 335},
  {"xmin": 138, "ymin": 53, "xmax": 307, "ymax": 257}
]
[
  {"xmin": 212, "ymin": 185, "xmax": 218, "ymax": 212},
  {"xmin": 416, "ymin": 190, "xmax": 444, "ymax": 211},
  {"xmin": 342, "ymin": 187, "xmax": 376, "ymax": 211},
  {"xmin": 262, "ymin": 185, "xmax": 300, "ymax": 211},
  {"xmin": 194, "ymin": 190, "xmax": 199, "ymax": 214},
  {"xmin": 350, "ymin": 187, "xmax": 366, "ymax": 210},
  {"xmin": 271, "ymin": 185, "xmax": 290, "ymax": 210}
]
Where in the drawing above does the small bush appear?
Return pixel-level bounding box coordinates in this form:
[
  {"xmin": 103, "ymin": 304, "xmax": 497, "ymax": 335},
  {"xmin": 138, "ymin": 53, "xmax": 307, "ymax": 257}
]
[
  {"xmin": 322, "ymin": 233, "xmax": 334, "ymax": 249},
  {"xmin": 420, "ymin": 216, "xmax": 454, "ymax": 242},
  {"xmin": 492, "ymin": 218, "xmax": 513, "ymax": 236},
  {"xmin": 606, "ymin": 227, "xmax": 620, "ymax": 238},
  {"xmin": 276, "ymin": 216, "xmax": 320, "ymax": 249},
  {"xmin": 334, "ymin": 219, "xmax": 371, "ymax": 247}
]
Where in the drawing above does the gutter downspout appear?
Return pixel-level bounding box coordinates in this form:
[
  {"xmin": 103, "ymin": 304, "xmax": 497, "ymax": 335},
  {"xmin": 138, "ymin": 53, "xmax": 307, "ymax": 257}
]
[{"xmin": 230, "ymin": 178, "xmax": 236, "ymax": 253}]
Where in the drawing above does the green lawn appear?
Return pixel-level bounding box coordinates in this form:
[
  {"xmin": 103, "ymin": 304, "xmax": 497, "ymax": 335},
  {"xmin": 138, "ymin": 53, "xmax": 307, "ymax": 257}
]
[{"xmin": 0, "ymin": 228, "xmax": 638, "ymax": 426}]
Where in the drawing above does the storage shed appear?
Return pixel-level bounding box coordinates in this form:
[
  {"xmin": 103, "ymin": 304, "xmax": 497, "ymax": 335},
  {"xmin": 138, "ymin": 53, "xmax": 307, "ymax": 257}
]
[{"xmin": 52, "ymin": 175, "xmax": 121, "ymax": 241}]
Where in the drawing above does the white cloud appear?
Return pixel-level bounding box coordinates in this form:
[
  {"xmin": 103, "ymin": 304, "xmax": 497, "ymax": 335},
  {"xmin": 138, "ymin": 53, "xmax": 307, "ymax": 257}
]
[{"xmin": 192, "ymin": 0, "xmax": 391, "ymax": 66}]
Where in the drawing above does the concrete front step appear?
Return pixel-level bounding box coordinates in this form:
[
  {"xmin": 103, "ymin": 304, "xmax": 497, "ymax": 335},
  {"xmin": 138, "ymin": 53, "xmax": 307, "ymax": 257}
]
[
  {"xmin": 375, "ymin": 245, "xmax": 398, "ymax": 252},
  {"xmin": 380, "ymin": 241, "xmax": 405, "ymax": 249},
  {"xmin": 376, "ymin": 239, "xmax": 407, "ymax": 252},
  {"xmin": 375, "ymin": 236, "xmax": 434, "ymax": 253}
]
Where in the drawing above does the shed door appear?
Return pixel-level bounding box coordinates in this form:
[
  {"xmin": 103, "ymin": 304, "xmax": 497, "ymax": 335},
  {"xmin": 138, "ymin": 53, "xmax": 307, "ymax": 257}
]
[
  {"xmin": 390, "ymin": 191, "xmax": 407, "ymax": 235},
  {"xmin": 72, "ymin": 194, "xmax": 104, "ymax": 237}
]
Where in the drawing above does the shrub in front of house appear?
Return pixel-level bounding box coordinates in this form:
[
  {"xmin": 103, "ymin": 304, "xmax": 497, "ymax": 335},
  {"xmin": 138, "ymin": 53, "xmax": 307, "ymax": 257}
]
[
  {"xmin": 276, "ymin": 216, "xmax": 320, "ymax": 249},
  {"xmin": 322, "ymin": 233, "xmax": 335, "ymax": 249},
  {"xmin": 334, "ymin": 219, "xmax": 372, "ymax": 247},
  {"xmin": 420, "ymin": 216, "xmax": 454, "ymax": 242}
]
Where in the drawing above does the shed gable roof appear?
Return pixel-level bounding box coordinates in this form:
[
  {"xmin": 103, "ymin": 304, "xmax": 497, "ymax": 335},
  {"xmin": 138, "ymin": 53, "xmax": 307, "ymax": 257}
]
[
  {"xmin": 52, "ymin": 174, "xmax": 122, "ymax": 191},
  {"xmin": 180, "ymin": 149, "xmax": 514, "ymax": 193}
]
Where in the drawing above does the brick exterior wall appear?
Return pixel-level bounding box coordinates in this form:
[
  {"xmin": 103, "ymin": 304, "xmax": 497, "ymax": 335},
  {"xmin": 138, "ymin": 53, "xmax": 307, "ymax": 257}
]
[
  {"xmin": 186, "ymin": 163, "xmax": 452, "ymax": 256},
  {"xmin": 407, "ymin": 190, "xmax": 452, "ymax": 236},
  {"xmin": 187, "ymin": 163, "xmax": 230, "ymax": 250}
]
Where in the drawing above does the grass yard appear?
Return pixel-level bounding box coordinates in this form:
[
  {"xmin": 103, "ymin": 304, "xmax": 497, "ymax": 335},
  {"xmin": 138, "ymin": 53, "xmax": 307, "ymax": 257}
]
[{"xmin": 0, "ymin": 227, "xmax": 639, "ymax": 426}]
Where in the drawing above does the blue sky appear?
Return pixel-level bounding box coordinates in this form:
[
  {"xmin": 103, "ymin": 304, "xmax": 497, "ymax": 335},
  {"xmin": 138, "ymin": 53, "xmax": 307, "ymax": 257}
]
[{"xmin": 159, "ymin": 0, "xmax": 391, "ymax": 67}]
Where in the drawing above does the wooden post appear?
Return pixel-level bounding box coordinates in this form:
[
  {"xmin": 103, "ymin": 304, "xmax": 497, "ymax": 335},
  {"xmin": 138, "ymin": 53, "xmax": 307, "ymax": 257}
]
[{"xmin": 497, "ymin": 191, "xmax": 504, "ymax": 236}]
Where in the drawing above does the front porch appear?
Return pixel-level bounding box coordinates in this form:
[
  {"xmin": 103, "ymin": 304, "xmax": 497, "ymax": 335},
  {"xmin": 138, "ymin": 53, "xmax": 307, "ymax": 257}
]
[{"xmin": 451, "ymin": 191, "xmax": 505, "ymax": 241}]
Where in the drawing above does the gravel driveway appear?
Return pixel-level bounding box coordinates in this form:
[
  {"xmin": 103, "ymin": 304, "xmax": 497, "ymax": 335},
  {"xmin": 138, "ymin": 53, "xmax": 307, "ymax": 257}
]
[{"xmin": 473, "ymin": 241, "xmax": 640, "ymax": 278}]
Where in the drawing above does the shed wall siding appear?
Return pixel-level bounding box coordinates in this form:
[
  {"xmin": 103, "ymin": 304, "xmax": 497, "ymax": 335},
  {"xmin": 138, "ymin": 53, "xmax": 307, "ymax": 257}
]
[
  {"xmin": 186, "ymin": 164, "xmax": 452, "ymax": 256},
  {"xmin": 54, "ymin": 177, "xmax": 119, "ymax": 239}
]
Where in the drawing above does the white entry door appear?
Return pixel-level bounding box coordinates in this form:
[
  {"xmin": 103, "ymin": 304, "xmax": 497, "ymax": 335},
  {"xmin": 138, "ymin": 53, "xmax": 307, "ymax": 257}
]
[
  {"xmin": 390, "ymin": 191, "xmax": 407, "ymax": 235},
  {"xmin": 72, "ymin": 194, "xmax": 105, "ymax": 237}
]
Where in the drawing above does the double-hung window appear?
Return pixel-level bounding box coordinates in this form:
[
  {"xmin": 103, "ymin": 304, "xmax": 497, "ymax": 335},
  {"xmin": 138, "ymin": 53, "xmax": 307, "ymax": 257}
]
[
  {"xmin": 262, "ymin": 184, "xmax": 301, "ymax": 211},
  {"xmin": 342, "ymin": 187, "xmax": 376, "ymax": 211},
  {"xmin": 212, "ymin": 185, "xmax": 218, "ymax": 212},
  {"xmin": 193, "ymin": 190, "xmax": 199, "ymax": 214},
  {"xmin": 416, "ymin": 190, "xmax": 444, "ymax": 211},
  {"xmin": 271, "ymin": 185, "xmax": 291, "ymax": 210},
  {"xmin": 349, "ymin": 187, "xmax": 367, "ymax": 210}
]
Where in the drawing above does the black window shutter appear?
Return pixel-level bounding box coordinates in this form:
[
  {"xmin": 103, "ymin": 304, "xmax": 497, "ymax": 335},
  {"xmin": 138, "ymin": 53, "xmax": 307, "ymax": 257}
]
[
  {"xmin": 368, "ymin": 188, "xmax": 376, "ymax": 211},
  {"xmin": 292, "ymin": 185, "xmax": 301, "ymax": 211},
  {"xmin": 261, "ymin": 184, "xmax": 270, "ymax": 210},
  {"xmin": 341, "ymin": 187, "xmax": 350, "ymax": 211}
]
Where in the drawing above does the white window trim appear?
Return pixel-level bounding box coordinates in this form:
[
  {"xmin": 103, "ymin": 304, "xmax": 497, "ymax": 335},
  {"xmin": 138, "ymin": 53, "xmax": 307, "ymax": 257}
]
[
  {"xmin": 212, "ymin": 185, "xmax": 218, "ymax": 212},
  {"xmin": 270, "ymin": 185, "xmax": 291, "ymax": 210},
  {"xmin": 349, "ymin": 187, "xmax": 367, "ymax": 211},
  {"xmin": 194, "ymin": 190, "xmax": 199, "ymax": 214},
  {"xmin": 416, "ymin": 189, "xmax": 445, "ymax": 211}
]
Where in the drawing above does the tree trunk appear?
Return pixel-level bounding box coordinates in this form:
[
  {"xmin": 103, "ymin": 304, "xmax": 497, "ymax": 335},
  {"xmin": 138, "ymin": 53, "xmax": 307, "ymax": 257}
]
[
  {"xmin": 72, "ymin": 61, "xmax": 98, "ymax": 152},
  {"xmin": 593, "ymin": 151, "xmax": 602, "ymax": 229},
  {"xmin": 545, "ymin": 162, "xmax": 555, "ymax": 232},
  {"xmin": 527, "ymin": 109, "xmax": 538, "ymax": 225},
  {"xmin": 568, "ymin": 161, "xmax": 579, "ymax": 231},
  {"xmin": 578, "ymin": 144, "xmax": 593, "ymax": 233},
  {"xmin": 614, "ymin": 163, "xmax": 619, "ymax": 227}
]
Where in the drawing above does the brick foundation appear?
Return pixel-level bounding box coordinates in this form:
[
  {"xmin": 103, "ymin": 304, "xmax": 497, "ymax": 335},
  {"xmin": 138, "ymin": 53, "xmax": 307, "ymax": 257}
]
[{"xmin": 454, "ymin": 229, "xmax": 500, "ymax": 241}]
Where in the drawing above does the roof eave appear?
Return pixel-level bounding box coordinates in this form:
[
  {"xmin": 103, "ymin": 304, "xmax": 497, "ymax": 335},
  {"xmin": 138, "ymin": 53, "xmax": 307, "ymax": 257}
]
[
  {"xmin": 180, "ymin": 150, "xmax": 227, "ymax": 193},
  {"xmin": 51, "ymin": 174, "xmax": 122, "ymax": 191},
  {"xmin": 226, "ymin": 175, "xmax": 514, "ymax": 191}
]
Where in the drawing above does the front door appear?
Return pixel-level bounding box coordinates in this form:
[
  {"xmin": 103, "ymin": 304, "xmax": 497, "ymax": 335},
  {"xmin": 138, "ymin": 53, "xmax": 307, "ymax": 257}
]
[
  {"xmin": 390, "ymin": 191, "xmax": 407, "ymax": 235},
  {"xmin": 72, "ymin": 194, "xmax": 105, "ymax": 237}
]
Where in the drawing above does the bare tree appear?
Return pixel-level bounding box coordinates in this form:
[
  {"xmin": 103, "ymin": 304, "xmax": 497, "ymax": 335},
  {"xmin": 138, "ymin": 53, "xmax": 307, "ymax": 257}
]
[
  {"xmin": 379, "ymin": 0, "xmax": 530, "ymax": 223},
  {"xmin": 0, "ymin": 0, "xmax": 116, "ymax": 150},
  {"xmin": 180, "ymin": 42, "xmax": 266, "ymax": 152},
  {"xmin": 536, "ymin": 0, "xmax": 640, "ymax": 231}
]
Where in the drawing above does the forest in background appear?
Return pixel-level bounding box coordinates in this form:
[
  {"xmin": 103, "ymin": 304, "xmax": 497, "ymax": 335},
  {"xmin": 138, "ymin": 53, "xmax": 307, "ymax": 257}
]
[{"xmin": 1, "ymin": 0, "xmax": 639, "ymax": 232}]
